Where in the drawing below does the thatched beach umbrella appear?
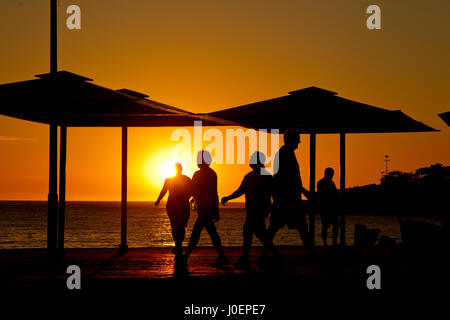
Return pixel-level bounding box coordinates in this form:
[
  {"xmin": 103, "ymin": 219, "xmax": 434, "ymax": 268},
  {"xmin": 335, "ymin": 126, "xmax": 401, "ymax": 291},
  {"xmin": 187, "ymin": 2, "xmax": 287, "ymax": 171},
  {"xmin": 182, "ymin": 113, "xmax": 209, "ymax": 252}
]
[
  {"xmin": 0, "ymin": 71, "xmax": 233, "ymax": 250},
  {"xmin": 207, "ymin": 86, "xmax": 437, "ymax": 245}
]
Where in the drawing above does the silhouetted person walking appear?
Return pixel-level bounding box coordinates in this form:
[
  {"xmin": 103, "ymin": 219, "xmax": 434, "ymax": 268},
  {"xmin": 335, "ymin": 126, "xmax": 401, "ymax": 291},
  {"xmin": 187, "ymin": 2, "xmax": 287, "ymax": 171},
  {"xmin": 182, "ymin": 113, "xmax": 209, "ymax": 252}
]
[
  {"xmin": 266, "ymin": 129, "xmax": 312, "ymax": 250},
  {"xmin": 155, "ymin": 163, "xmax": 193, "ymax": 258},
  {"xmin": 317, "ymin": 167, "xmax": 339, "ymax": 247},
  {"xmin": 221, "ymin": 151, "xmax": 277, "ymax": 269},
  {"xmin": 184, "ymin": 150, "xmax": 228, "ymax": 266}
]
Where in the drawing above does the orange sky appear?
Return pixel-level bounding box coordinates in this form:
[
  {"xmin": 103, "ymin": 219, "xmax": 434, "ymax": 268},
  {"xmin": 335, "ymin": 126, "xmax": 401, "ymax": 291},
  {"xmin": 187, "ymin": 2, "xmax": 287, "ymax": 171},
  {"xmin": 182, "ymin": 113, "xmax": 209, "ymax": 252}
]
[{"xmin": 0, "ymin": 0, "xmax": 449, "ymax": 201}]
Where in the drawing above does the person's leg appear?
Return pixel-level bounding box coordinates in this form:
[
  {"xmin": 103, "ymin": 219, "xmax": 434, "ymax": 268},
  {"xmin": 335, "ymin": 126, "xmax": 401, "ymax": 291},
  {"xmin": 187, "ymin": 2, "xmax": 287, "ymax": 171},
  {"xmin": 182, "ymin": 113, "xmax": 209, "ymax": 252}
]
[
  {"xmin": 252, "ymin": 219, "xmax": 277, "ymax": 262},
  {"xmin": 296, "ymin": 214, "xmax": 311, "ymax": 248},
  {"xmin": 331, "ymin": 216, "xmax": 339, "ymax": 246},
  {"xmin": 234, "ymin": 220, "xmax": 253, "ymax": 269},
  {"xmin": 173, "ymin": 225, "xmax": 185, "ymax": 255},
  {"xmin": 176, "ymin": 210, "xmax": 189, "ymax": 254},
  {"xmin": 242, "ymin": 220, "xmax": 253, "ymax": 260},
  {"xmin": 169, "ymin": 219, "xmax": 181, "ymax": 255},
  {"xmin": 320, "ymin": 216, "xmax": 328, "ymax": 247},
  {"xmin": 253, "ymin": 221, "xmax": 266, "ymax": 245},
  {"xmin": 263, "ymin": 221, "xmax": 280, "ymax": 256},
  {"xmin": 204, "ymin": 219, "xmax": 226, "ymax": 260},
  {"xmin": 185, "ymin": 218, "xmax": 205, "ymax": 257}
]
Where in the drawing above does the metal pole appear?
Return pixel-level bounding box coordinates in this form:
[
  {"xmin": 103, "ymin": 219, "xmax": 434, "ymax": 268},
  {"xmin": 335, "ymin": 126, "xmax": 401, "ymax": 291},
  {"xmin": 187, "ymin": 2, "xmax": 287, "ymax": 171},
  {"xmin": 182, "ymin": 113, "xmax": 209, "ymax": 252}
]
[
  {"xmin": 309, "ymin": 133, "xmax": 316, "ymax": 247},
  {"xmin": 384, "ymin": 155, "xmax": 390, "ymax": 174},
  {"xmin": 47, "ymin": 0, "xmax": 58, "ymax": 252},
  {"xmin": 58, "ymin": 126, "xmax": 67, "ymax": 250},
  {"xmin": 50, "ymin": 0, "xmax": 57, "ymax": 73},
  {"xmin": 339, "ymin": 133, "xmax": 346, "ymax": 245},
  {"xmin": 48, "ymin": 124, "xmax": 58, "ymax": 251},
  {"xmin": 121, "ymin": 126, "xmax": 128, "ymax": 250}
]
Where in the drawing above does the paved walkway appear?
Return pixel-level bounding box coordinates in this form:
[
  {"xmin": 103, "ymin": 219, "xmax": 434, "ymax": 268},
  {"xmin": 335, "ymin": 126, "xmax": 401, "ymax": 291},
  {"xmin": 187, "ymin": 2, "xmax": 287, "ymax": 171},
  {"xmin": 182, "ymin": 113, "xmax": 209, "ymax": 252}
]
[
  {"xmin": 0, "ymin": 246, "xmax": 408, "ymax": 282},
  {"xmin": 0, "ymin": 247, "xmax": 445, "ymax": 318}
]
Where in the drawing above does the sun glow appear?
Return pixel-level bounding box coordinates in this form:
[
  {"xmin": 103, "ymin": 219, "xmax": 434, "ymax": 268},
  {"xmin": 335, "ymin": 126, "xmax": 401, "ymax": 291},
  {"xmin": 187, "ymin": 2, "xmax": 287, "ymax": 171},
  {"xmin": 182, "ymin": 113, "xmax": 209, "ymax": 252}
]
[{"xmin": 142, "ymin": 147, "xmax": 196, "ymax": 187}]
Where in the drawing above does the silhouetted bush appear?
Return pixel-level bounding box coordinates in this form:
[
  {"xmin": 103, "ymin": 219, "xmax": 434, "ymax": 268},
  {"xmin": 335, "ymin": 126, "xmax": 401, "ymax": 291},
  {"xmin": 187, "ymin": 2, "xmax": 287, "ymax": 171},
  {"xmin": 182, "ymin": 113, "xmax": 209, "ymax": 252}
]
[{"xmin": 342, "ymin": 163, "xmax": 449, "ymax": 217}]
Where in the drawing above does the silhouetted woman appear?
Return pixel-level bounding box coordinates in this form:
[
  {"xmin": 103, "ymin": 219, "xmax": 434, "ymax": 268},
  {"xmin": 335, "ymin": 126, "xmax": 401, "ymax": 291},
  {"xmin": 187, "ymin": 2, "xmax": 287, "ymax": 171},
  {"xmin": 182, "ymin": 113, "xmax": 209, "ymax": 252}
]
[{"xmin": 155, "ymin": 163, "xmax": 193, "ymax": 258}]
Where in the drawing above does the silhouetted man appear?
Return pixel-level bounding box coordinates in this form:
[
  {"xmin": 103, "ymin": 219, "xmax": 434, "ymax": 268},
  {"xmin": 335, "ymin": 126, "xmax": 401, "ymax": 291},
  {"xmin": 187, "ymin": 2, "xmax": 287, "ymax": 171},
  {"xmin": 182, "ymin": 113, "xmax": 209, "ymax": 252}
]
[
  {"xmin": 155, "ymin": 163, "xmax": 193, "ymax": 258},
  {"xmin": 317, "ymin": 167, "xmax": 339, "ymax": 247},
  {"xmin": 221, "ymin": 151, "xmax": 276, "ymax": 269},
  {"xmin": 266, "ymin": 129, "xmax": 312, "ymax": 250},
  {"xmin": 184, "ymin": 150, "xmax": 228, "ymax": 266}
]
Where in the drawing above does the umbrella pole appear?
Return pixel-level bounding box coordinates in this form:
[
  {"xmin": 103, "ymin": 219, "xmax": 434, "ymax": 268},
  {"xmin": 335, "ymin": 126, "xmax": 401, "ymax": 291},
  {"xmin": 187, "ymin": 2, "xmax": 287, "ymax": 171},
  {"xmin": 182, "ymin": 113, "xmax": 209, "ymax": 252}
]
[
  {"xmin": 58, "ymin": 126, "xmax": 67, "ymax": 250},
  {"xmin": 47, "ymin": 0, "xmax": 58, "ymax": 253},
  {"xmin": 50, "ymin": 0, "xmax": 57, "ymax": 73},
  {"xmin": 340, "ymin": 133, "xmax": 346, "ymax": 246},
  {"xmin": 309, "ymin": 133, "xmax": 316, "ymax": 247},
  {"xmin": 48, "ymin": 124, "xmax": 58, "ymax": 251},
  {"xmin": 121, "ymin": 126, "xmax": 128, "ymax": 250}
]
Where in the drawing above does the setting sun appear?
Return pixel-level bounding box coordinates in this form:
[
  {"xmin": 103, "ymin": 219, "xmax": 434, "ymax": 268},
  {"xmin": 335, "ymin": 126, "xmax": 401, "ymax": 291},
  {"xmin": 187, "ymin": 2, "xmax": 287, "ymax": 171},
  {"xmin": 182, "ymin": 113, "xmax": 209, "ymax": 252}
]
[
  {"xmin": 161, "ymin": 163, "xmax": 176, "ymax": 179},
  {"xmin": 142, "ymin": 147, "xmax": 197, "ymax": 188}
]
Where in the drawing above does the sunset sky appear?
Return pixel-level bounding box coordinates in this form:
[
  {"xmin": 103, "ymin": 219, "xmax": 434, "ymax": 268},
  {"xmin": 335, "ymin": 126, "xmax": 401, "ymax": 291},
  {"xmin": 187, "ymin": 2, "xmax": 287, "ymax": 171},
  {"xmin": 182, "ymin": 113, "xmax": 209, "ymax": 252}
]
[{"xmin": 0, "ymin": 0, "xmax": 449, "ymax": 201}]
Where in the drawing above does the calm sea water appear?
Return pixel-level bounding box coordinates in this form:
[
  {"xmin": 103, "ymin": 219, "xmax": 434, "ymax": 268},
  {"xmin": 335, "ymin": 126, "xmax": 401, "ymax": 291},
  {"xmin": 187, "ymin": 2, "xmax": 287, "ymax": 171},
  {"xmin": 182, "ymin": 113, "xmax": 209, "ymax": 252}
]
[{"xmin": 0, "ymin": 201, "xmax": 442, "ymax": 249}]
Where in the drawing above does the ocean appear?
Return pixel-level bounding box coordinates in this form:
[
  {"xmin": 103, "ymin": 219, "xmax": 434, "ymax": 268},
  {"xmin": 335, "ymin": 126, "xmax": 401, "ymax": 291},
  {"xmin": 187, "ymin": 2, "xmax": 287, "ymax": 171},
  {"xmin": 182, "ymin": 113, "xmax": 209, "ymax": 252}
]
[{"xmin": 0, "ymin": 201, "xmax": 442, "ymax": 249}]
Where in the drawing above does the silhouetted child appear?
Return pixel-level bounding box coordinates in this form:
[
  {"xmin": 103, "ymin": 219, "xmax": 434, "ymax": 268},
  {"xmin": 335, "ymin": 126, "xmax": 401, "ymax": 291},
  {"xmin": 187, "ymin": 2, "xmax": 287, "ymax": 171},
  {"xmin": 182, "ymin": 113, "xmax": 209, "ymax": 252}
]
[
  {"xmin": 184, "ymin": 150, "xmax": 228, "ymax": 267},
  {"xmin": 317, "ymin": 167, "xmax": 339, "ymax": 247},
  {"xmin": 221, "ymin": 151, "xmax": 276, "ymax": 269},
  {"xmin": 155, "ymin": 163, "xmax": 193, "ymax": 258}
]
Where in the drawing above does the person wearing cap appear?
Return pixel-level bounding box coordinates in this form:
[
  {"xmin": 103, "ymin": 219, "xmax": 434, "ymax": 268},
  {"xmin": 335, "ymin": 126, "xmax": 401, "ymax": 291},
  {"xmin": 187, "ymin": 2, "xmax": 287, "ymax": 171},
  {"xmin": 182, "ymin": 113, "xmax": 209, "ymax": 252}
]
[
  {"xmin": 266, "ymin": 129, "xmax": 312, "ymax": 250},
  {"xmin": 155, "ymin": 162, "xmax": 193, "ymax": 259},
  {"xmin": 221, "ymin": 151, "xmax": 277, "ymax": 269},
  {"xmin": 183, "ymin": 150, "xmax": 228, "ymax": 266}
]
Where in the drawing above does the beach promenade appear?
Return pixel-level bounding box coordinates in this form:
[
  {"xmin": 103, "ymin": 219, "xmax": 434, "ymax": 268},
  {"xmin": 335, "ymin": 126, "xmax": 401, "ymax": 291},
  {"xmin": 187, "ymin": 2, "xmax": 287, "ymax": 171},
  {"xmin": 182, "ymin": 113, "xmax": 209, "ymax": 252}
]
[
  {"xmin": 1, "ymin": 246, "xmax": 447, "ymax": 318},
  {"xmin": 0, "ymin": 246, "xmax": 417, "ymax": 288}
]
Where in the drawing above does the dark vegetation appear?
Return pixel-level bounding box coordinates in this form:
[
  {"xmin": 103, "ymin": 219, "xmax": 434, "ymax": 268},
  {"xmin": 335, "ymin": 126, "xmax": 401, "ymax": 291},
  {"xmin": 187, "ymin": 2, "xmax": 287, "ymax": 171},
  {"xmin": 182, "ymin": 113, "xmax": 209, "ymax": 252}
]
[{"xmin": 343, "ymin": 163, "xmax": 450, "ymax": 217}]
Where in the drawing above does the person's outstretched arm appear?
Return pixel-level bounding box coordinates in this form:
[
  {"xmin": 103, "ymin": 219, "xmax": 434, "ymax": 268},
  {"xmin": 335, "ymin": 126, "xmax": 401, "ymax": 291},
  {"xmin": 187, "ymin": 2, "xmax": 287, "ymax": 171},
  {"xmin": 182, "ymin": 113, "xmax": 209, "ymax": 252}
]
[
  {"xmin": 155, "ymin": 179, "xmax": 168, "ymax": 206},
  {"xmin": 221, "ymin": 176, "xmax": 247, "ymax": 205}
]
